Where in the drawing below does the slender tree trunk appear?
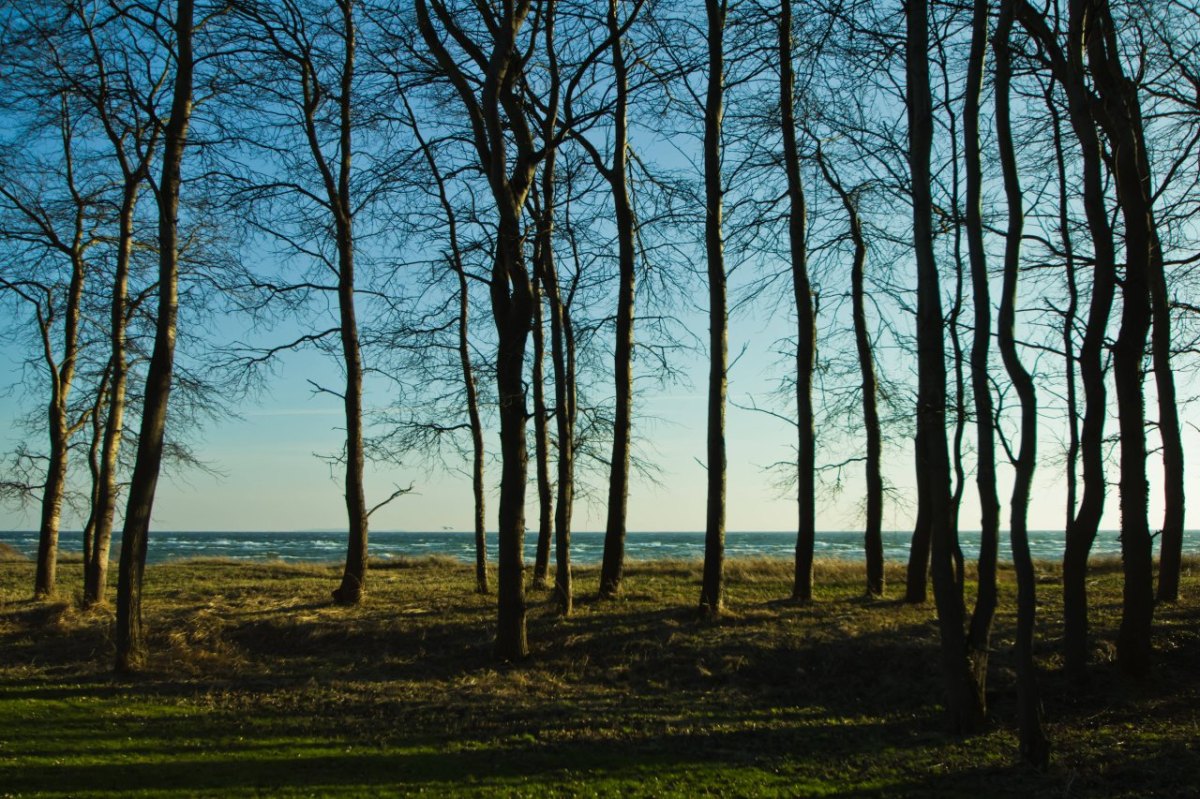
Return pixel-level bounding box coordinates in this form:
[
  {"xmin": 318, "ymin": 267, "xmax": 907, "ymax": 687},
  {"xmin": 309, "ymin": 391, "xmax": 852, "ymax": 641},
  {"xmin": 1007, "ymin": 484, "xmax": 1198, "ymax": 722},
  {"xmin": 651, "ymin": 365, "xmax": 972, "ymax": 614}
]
[
  {"xmin": 21, "ymin": 99, "xmax": 87, "ymax": 599},
  {"xmin": 332, "ymin": 235, "xmax": 368, "ymax": 605},
  {"xmin": 995, "ymin": 2, "xmax": 1050, "ymax": 764},
  {"xmin": 115, "ymin": 0, "xmax": 194, "ymax": 672},
  {"xmin": 779, "ymin": 0, "xmax": 816, "ymax": 603},
  {"xmin": 963, "ymin": 0, "xmax": 999, "ymax": 707},
  {"xmin": 555, "ymin": 307, "xmax": 576, "ymax": 616},
  {"xmin": 81, "ymin": 367, "xmax": 109, "ymax": 584},
  {"xmin": 33, "ymin": 258, "xmax": 86, "ymax": 599},
  {"xmin": 1015, "ymin": 1, "xmax": 1118, "ymax": 679},
  {"xmin": 406, "ymin": 95, "xmax": 488, "ymax": 595},
  {"xmin": 906, "ymin": 438, "xmax": 930, "ymax": 603},
  {"xmin": 947, "ymin": 189, "xmax": 967, "ymax": 594},
  {"xmin": 461, "ymin": 267, "xmax": 488, "ymax": 596},
  {"xmin": 699, "ymin": 0, "xmax": 727, "ymax": 617},
  {"xmin": 534, "ymin": 0, "xmax": 570, "ymax": 616},
  {"xmin": 1047, "ymin": 83, "xmax": 1080, "ymax": 533},
  {"xmin": 85, "ymin": 187, "xmax": 137, "ymax": 609},
  {"xmin": 542, "ymin": 186, "xmax": 574, "ymax": 616},
  {"xmin": 1151, "ymin": 223, "xmax": 1184, "ymax": 602},
  {"xmin": 1150, "ymin": 223, "xmax": 1185, "ymax": 603},
  {"xmin": 857, "ymin": 268, "xmax": 883, "ymax": 597},
  {"xmin": 939, "ymin": 42, "xmax": 968, "ymax": 595},
  {"xmin": 34, "ymin": 410, "xmax": 69, "ymax": 599},
  {"xmin": 814, "ymin": 152, "xmax": 883, "ymax": 597},
  {"xmin": 1061, "ymin": 0, "xmax": 1116, "ymax": 680},
  {"xmin": 598, "ymin": 0, "xmax": 637, "ymax": 599},
  {"xmin": 531, "ymin": 269, "xmax": 553, "ymax": 590},
  {"xmin": 1085, "ymin": 1, "xmax": 1154, "ymax": 677},
  {"xmin": 907, "ymin": 0, "xmax": 983, "ymax": 733},
  {"xmin": 330, "ymin": 0, "xmax": 368, "ymax": 606}
]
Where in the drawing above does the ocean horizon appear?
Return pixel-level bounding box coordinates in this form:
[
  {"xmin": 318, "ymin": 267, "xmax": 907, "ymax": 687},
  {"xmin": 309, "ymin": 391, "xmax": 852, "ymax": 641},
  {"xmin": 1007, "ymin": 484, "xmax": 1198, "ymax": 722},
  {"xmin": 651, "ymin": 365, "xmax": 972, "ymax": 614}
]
[{"xmin": 3, "ymin": 528, "xmax": 1192, "ymax": 566}]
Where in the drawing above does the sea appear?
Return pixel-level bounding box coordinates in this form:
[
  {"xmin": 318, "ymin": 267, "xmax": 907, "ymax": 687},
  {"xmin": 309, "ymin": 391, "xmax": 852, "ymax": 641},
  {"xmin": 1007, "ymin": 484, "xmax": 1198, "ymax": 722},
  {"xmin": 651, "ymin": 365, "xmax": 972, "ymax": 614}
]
[{"xmin": 1, "ymin": 528, "xmax": 1189, "ymax": 565}]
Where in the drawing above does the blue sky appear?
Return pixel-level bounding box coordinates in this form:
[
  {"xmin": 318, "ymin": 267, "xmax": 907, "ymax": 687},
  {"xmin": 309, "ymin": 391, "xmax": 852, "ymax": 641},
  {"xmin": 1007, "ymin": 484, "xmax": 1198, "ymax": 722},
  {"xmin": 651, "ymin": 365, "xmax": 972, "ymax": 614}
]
[{"xmin": 2, "ymin": 2, "xmax": 1197, "ymax": 538}]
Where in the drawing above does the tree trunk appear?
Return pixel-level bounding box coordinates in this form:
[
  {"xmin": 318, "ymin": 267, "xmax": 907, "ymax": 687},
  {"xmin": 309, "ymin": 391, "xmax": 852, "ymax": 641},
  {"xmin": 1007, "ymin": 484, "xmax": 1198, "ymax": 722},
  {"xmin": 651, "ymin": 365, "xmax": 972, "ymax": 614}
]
[
  {"xmin": 1149, "ymin": 224, "xmax": 1185, "ymax": 603},
  {"xmin": 1151, "ymin": 222, "xmax": 1185, "ymax": 603},
  {"xmin": 414, "ymin": 0, "xmax": 540, "ymax": 660},
  {"xmin": 33, "ymin": 253, "xmax": 86, "ymax": 599},
  {"xmin": 906, "ymin": 0, "xmax": 983, "ymax": 733},
  {"xmin": 1015, "ymin": 1, "xmax": 1118, "ymax": 679},
  {"xmin": 331, "ymin": 238, "xmax": 368, "ymax": 605},
  {"xmin": 1046, "ymin": 82, "xmax": 1080, "ymax": 535},
  {"xmin": 555, "ymin": 308, "xmax": 576, "ymax": 617},
  {"xmin": 536, "ymin": 8, "xmax": 569, "ymax": 616},
  {"xmin": 85, "ymin": 186, "xmax": 137, "ymax": 609},
  {"xmin": 493, "ymin": 213, "xmax": 532, "ymax": 657},
  {"xmin": 407, "ymin": 94, "xmax": 488, "ymax": 596},
  {"xmin": 598, "ymin": 0, "xmax": 637, "ymax": 600},
  {"xmin": 995, "ymin": 1, "xmax": 1050, "ymax": 765},
  {"xmin": 115, "ymin": 0, "xmax": 194, "ymax": 672},
  {"xmin": 81, "ymin": 366, "xmax": 109, "ymax": 586},
  {"xmin": 906, "ymin": 438, "xmax": 930, "ymax": 603},
  {"xmin": 779, "ymin": 0, "xmax": 816, "ymax": 603},
  {"xmin": 963, "ymin": 0, "xmax": 999, "ymax": 707},
  {"xmin": 850, "ymin": 206, "xmax": 883, "ymax": 600},
  {"xmin": 814, "ymin": 152, "xmax": 882, "ymax": 597},
  {"xmin": 531, "ymin": 269, "xmax": 554, "ymax": 590},
  {"xmin": 542, "ymin": 189, "xmax": 575, "ymax": 616},
  {"xmin": 34, "ymin": 411, "xmax": 68, "ymax": 599},
  {"xmin": 699, "ymin": 0, "xmax": 727, "ymax": 617},
  {"xmin": 461, "ymin": 261, "xmax": 488, "ymax": 596},
  {"xmin": 1084, "ymin": 0, "xmax": 1155, "ymax": 677},
  {"xmin": 330, "ymin": 0, "xmax": 368, "ymax": 606}
]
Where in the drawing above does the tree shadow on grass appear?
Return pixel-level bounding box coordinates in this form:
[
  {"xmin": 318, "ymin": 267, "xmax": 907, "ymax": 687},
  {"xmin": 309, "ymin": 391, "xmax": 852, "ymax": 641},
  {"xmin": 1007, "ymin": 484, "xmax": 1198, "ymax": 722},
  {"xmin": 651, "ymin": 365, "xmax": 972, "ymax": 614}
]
[
  {"xmin": 0, "ymin": 702, "xmax": 1059, "ymax": 799},
  {"xmin": 4, "ymin": 561, "xmax": 1200, "ymax": 797}
]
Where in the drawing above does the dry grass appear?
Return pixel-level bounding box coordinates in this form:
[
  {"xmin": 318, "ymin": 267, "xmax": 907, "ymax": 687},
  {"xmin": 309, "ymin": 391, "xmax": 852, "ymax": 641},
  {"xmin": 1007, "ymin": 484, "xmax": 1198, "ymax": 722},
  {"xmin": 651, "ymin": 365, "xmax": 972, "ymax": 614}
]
[
  {"xmin": 1, "ymin": 553, "xmax": 1198, "ymax": 797},
  {"xmin": 0, "ymin": 541, "xmax": 27, "ymax": 561}
]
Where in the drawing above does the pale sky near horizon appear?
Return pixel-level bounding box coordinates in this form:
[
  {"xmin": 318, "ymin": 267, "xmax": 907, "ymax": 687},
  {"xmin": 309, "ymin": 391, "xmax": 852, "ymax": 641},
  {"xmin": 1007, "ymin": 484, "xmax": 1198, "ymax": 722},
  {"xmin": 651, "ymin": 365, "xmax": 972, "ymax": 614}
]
[{"xmin": 3, "ymin": 305, "xmax": 1195, "ymax": 536}]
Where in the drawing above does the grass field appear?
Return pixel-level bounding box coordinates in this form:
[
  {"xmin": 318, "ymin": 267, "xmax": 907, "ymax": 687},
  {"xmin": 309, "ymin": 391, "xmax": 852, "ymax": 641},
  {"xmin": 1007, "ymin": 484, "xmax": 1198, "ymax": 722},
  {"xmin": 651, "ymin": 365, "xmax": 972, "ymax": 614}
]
[{"xmin": 2, "ymin": 551, "xmax": 1198, "ymax": 797}]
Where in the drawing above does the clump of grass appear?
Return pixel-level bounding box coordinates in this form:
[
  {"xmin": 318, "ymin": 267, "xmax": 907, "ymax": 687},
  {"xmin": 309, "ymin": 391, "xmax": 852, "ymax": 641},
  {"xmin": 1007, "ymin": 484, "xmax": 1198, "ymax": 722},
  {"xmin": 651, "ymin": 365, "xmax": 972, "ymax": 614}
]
[
  {"xmin": 374, "ymin": 553, "xmax": 463, "ymax": 571},
  {"xmin": 163, "ymin": 601, "xmax": 247, "ymax": 674}
]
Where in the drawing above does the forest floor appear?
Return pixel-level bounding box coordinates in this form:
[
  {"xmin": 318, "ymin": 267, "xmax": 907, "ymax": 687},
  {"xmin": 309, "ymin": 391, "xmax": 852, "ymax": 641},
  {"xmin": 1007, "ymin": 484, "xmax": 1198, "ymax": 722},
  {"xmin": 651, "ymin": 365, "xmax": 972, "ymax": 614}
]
[{"xmin": 1, "ymin": 551, "xmax": 1198, "ymax": 797}]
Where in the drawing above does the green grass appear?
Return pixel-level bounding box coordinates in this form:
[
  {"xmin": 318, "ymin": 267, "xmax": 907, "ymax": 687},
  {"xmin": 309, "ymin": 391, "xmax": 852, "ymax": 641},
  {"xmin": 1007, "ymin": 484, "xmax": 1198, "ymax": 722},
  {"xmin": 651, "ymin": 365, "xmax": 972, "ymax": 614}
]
[{"xmin": 1, "ymin": 554, "xmax": 1198, "ymax": 797}]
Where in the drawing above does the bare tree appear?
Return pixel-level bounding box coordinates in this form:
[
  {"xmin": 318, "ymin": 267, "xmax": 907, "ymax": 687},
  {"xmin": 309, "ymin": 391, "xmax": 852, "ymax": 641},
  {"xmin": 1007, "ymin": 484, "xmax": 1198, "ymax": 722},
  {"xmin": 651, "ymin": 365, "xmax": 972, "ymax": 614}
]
[
  {"xmin": 1016, "ymin": 0, "xmax": 1119, "ymax": 678},
  {"xmin": 907, "ymin": 0, "xmax": 984, "ymax": 733},
  {"xmin": 553, "ymin": 0, "xmax": 648, "ymax": 601},
  {"xmin": 699, "ymin": 0, "xmax": 728, "ymax": 617},
  {"xmin": 223, "ymin": 0, "xmax": 415, "ymax": 605},
  {"xmin": 0, "ymin": 120, "xmax": 92, "ymax": 599},
  {"xmin": 813, "ymin": 147, "xmax": 884, "ymax": 598},
  {"xmin": 416, "ymin": 0, "xmax": 547, "ymax": 658},
  {"xmin": 995, "ymin": 0, "xmax": 1049, "ymax": 765},
  {"xmin": 777, "ymin": 0, "xmax": 817, "ymax": 603},
  {"xmin": 115, "ymin": 0, "xmax": 196, "ymax": 671},
  {"xmin": 530, "ymin": 265, "xmax": 553, "ymax": 590},
  {"xmin": 75, "ymin": 0, "xmax": 168, "ymax": 609},
  {"xmin": 961, "ymin": 0, "xmax": 999, "ymax": 710},
  {"xmin": 402, "ymin": 94, "xmax": 492, "ymax": 595},
  {"xmin": 1084, "ymin": 0, "xmax": 1157, "ymax": 678}
]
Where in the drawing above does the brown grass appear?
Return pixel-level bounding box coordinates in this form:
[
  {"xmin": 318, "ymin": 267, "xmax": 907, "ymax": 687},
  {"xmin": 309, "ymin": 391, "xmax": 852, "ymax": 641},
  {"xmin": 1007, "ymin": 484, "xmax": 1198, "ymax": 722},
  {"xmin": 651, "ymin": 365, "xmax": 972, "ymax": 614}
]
[{"xmin": 1, "ymin": 554, "xmax": 1198, "ymax": 797}]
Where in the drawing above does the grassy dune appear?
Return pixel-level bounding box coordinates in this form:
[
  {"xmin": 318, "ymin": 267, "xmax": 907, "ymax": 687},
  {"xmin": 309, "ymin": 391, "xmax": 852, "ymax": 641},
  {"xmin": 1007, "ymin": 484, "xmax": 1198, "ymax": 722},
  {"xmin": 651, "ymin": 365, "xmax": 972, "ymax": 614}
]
[{"xmin": 1, "ymin": 553, "xmax": 1198, "ymax": 797}]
